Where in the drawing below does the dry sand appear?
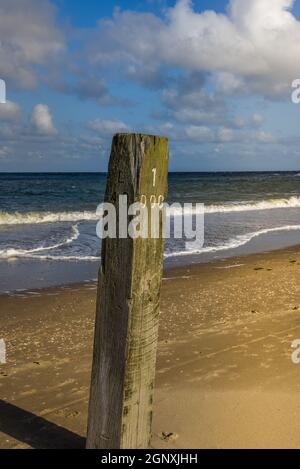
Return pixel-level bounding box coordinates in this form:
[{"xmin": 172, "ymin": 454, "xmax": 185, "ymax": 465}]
[{"xmin": 1, "ymin": 247, "xmax": 300, "ymax": 448}]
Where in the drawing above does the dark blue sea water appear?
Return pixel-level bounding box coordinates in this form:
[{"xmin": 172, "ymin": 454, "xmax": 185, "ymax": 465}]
[{"xmin": 1, "ymin": 172, "xmax": 300, "ymax": 291}]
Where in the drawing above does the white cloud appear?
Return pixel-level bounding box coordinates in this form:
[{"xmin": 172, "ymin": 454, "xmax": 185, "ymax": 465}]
[
  {"xmin": 185, "ymin": 125, "xmax": 214, "ymax": 142},
  {"xmin": 31, "ymin": 104, "xmax": 57, "ymax": 135},
  {"xmin": 160, "ymin": 72, "xmax": 228, "ymax": 126},
  {"xmin": 90, "ymin": 0, "xmax": 300, "ymax": 98},
  {"xmin": 214, "ymin": 72, "xmax": 245, "ymax": 95},
  {"xmin": 0, "ymin": 0, "xmax": 64, "ymax": 89},
  {"xmin": 88, "ymin": 119, "xmax": 129, "ymax": 136},
  {"xmin": 256, "ymin": 130, "xmax": 277, "ymax": 143},
  {"xmin": 0, "ymin": 101, "xmax": 21, "ymax": 121}
]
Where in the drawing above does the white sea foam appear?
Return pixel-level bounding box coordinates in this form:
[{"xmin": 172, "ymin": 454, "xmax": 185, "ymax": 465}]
[
  {"xmin": 205, "ymin": 196, "xmax": 300, "ymax": 213},
  {"xmin": 1, "ymin": 223, "xmax": 300, "ymax": 261},
  {"xmin": 167, "ymin": 197, "xmax": 300, "ymax": 215},
  {"xmin": 0, "ymin": 211, "xmax": 98, "ymax": 225},
  {"xmin": 165, "ymin": 225, "xmax": 300, "ymax": 258},
  {"xmin": 1, "ymin": 207, "xmax": 300, "ymax": 262},
  {"xmin": 28, "ymin": 254, "xmax": 100, "ymax": 261},
  {"xmin": 1, "ymin": 196, "xmax": 300, "ymax": 227},
  {"xmin": 0, "ymin": 224, "xmax": 80, "ymax": 259}
]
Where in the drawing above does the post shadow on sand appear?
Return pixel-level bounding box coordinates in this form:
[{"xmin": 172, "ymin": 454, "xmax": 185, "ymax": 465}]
[{"xmin": 0, "ymin": 400, "xmax": 85, "ymax": 449}]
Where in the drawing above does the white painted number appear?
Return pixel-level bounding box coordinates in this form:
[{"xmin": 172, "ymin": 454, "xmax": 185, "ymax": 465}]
[{"xmin": 152, "ymin": 168, "xmax": 157, "ymax": 187}]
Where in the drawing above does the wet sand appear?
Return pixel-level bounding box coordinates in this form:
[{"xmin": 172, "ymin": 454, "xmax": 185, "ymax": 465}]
[{"xmin": 1, "ymin": 246, "xmax": 300, "ymax": 448}]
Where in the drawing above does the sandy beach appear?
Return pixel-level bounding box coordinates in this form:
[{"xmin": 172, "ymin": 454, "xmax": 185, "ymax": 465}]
[{"xmin": 1, "ymin": 246, "xmax": 300, "ymax": 449}]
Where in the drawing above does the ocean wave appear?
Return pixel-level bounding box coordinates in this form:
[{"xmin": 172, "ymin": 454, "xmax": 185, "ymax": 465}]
[
  {"xmin": 1, "ymin": 196, "xmax": 300, "ymax": 226},
  {"xmin": 2, "ymin": 223, "xmax": 300, "ymax": 261},
  {"xmin": 0, "ymin": 210, "xmax": 98, "ymax": 225},
  {"xmin": 165, "ymin": 224, "xmax": 300, "ymax": 258},
  {"xmin": 205, "ymin": 196, "xmax": 300, "ymax": 213},
  {"xmin": 0, "ymin": 196, "xmax": 300, "ymax": 226},
  {"xmin": 28, "ymin": 254, "xmax": 100, "ymax": 261},
  {"xmin": 166, "ymin": 196, "xmax": 300, "ymax": 215},
  {"xmin": 0, "ymin": 224, "xmax": 80, "ymax": 259}
]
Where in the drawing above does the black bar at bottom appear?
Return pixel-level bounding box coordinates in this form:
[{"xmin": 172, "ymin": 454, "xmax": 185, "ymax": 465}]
[{"xmin": 0, "ymin": 449, "xmax": 296, "ymax": 467}]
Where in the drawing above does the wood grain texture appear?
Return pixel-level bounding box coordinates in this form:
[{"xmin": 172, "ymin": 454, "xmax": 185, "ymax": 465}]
[{"xmin": 86, "ymin": 133, "xmax": 169, "ymax": 449}]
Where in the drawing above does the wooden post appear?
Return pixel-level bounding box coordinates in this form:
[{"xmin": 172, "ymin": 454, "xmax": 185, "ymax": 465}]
[{"xmin": 86, "ymin": 133, "xmax": 169, "ymax": 449}]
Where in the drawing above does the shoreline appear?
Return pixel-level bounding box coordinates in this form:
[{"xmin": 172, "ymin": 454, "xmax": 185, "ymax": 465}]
[
  {"xmin": 1, "ymin": 245, "xmax": 300, "ymax": 448},
  {"xmin": 2, "ymin": 218, "xmax": 300, "ymax": 294},
  {"xmin": 2, "ymin": 240, "xmax": 300, "ymax": 296}
]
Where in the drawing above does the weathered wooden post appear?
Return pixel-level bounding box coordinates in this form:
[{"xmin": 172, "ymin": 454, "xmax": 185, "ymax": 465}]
[{"xmin": 87, "ymin": 133, "xmax": 169, "ymax": 449}]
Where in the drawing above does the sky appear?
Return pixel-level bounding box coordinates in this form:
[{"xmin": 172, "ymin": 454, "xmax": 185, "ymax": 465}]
[{"xmin": 1, "ymin": 0, "xmax": 300, "ymax": 171}]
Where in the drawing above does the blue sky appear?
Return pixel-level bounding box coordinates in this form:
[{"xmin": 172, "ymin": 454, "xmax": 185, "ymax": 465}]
[
  {"xmin": 53, "ymin": 0, "xmax": 228, "ymax": 27},
  {"xmin": 1, "ymin": 0, "xmax": 300, "ymax": 171}
]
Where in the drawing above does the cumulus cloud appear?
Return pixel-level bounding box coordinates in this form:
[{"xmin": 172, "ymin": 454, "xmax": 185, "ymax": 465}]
[
  {"xmin": 185, "ymin": 125, "xmax": 214, "ymax": 142},
  {"xmin": 161, "ymin": 72, "xmax": 227, "ymax": 125},
  {"xmin": 146, "ymin": 119, "xmax": 277, "ymax": 146},
  {"xmin": 256, "ymin": 130, "xmax": 277, "ymax": 143},
  {"xmin": 0, "ymin": 0, "xmax": 295, "ymax": 171},
  {"xmin": 89, "ymin": 0, "xmax": 300, "ymax": 98},
  {"xmin": 0, "ymin": 118, "xmax": 106, "ymax": 170},
  {"xmin": 31, "ymin": 104, "xmax": 57, "ymax": 135},
  {"xmin": 0, "ymin": 101, "xmax": 21, "ymax": 121},
  {"xmin": 88, "ymin": 119, "xmax": 129, "ymax": 136},
  {"xmin": 51, "ymin": 76, "xmax": 131, "ymax": 107},
  {"xmin": 0, "ymin": 0, "xmax": 64, "ymax": 89},
  {"xmin": 71, "ymin": 78, "xmax": 120, "ymax": 105},
  {"xmin": 156, "ymin": 71, "xmax": 265, "ymax": 133}
]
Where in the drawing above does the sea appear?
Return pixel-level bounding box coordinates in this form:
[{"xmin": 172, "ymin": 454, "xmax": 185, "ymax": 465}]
[{"xmin": 1, "ymin": 172, "xmax": 300, "ymax": 293}]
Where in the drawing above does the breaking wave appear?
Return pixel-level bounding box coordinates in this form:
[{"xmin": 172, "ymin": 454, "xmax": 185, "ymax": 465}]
[
  {"xmin": 1, "ymin": 196, "xmax": 300, "ymax": 226},
  {"xmin": 165, "ymin": 224, "xmax": 300, "ymax": 258},
  {"xmin": 0, "ymin": 211, "xmax": 98, "ymax": 226},
  {"xmin": 0, "ymin": 224, "xmax": 80, "ymax": 259}
]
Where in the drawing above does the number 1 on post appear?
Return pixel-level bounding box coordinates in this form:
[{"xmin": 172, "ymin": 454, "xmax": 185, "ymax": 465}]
[{"xmin": 152, "ymin": 168, "xmax": 157, "ymax": 187}]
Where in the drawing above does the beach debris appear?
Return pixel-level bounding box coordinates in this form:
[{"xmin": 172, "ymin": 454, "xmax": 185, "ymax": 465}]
[
  {"xmin": 160, "ymin": 432, "xmax": 178, "ymax": 442},
  {"xmin": 254, "ymin": 267, "xmax": 264, "ymax": 271},
  {"xmin": 215, "ymin": 263, "xmax": 244, "ymax": 270}
]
